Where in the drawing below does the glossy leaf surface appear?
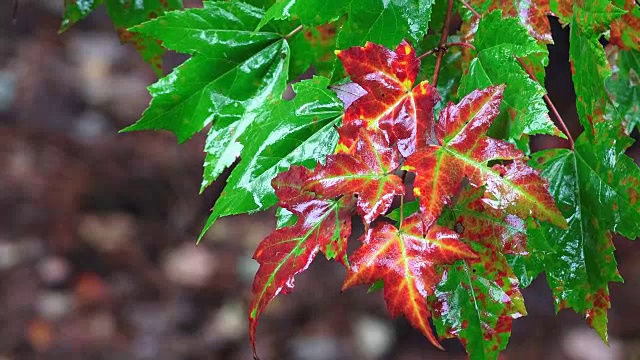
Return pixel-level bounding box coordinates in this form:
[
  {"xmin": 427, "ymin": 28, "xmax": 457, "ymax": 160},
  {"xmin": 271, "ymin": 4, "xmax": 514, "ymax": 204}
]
[
  {"xmin": 461, "ymin": 0, "xmax": 553, "ymax": 43},
  {"xmin": 336, "ymin": 0, "xmax": 435, "ymax": 50},
  {"xmin": 337, "ymin": 41, "xmax": 440, "ymax": 157},
  {"xmin": 343, "ymin": 213, "xmax": 477, "ymax": 349},
  {"xmin": 257, "ymin": 0, "xmax": 349, "ymax": 29},
  {"xmin": 123, "ymin": 2, "xmax": 288, "ymax": 142},
  {"xmin": 531, "ymin": 122, "xmax": 640, "ymax": 341},
  {"xmin": 249, "ymin": 166, "xmax": 355, "ymax": 355},
  {"xmin": 452, "ymin": 186, "xmax": 528, "ymax": 256},
  {"xmin": 606, "ymin": 46, "xmax": 640, "ymax": 133},
  {"xmin": 431, "ymin": 242, "xmax": 527, "ymax": 360},
  {"xmin": 566, "ymin": 0, "xmax": 625, "ymax": 131},
  {"xmin": 199, "ymin": 76, "xmax": 342, "ymax": 240},
  {"xmin": 459, "ymin": 11, "xmax": 562, "ymax": 141},
  {"xmin": 305, "ymin": 129, "xmax": 404, "ymax": 224},
  {"xmin": 404, "ymin": 85, "xmax": 566, "ymax": 229},
  {"xmin": 610, "ymin": 0, "xmax": 640, "ymax": 50}
]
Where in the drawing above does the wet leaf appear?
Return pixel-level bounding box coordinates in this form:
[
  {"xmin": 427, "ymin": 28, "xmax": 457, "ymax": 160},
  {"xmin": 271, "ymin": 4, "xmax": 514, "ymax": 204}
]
[
  {"xmin": 531, "ymin": 122, "xmax": 640, "ymax": 342},
  {"xmin": 122, "ymin": 2, "xmax": 289, "ymax": 143},
  {"xmin": 460, "ymin": 0, "xmax": 553, "ymax": 44},
  {"xmin": 605, "ymin": 46, "xmax": 640, "ymax": 133},
  {"xmin": 404, "ymin": 85, "xmax": 566, "ymax": 229},
  {"xmin": 257, "ymin": 0, "xmax": 349, "ymax": 29},
  {"xmin": 336, "ymin": 0, "xmax": 435, "ymax": 50},
  {"xmin": 336, "ymin": 41, "xmax": 440, "ymax": 157},
  {"xmin": 610, "ymin": 0, "xmax": 640, "ymax": 50},
  {"xmin": 249, "ymin": 166, "xmax": 356, "ymax": 355},
  {"xmin": 343, "ymin": 213, "xmax": 477, "ymax": 349},
  {"xmin": 459, "ymin": 11, "xmax": 563, "ymax": 141},
  {"xmin": 431, "ymin": 241, "xmax": 527, "ymax": 360},
  {"xmin": 563, "ymin": 0, "xmax": 625, "ymax": 132},
  {"xmin": 305, "ymin": 129, "xmax": 404, "ymax": 224},
  {"xmin": 199, "ymin": 76, "xmax": 342, "ymax": 239},
  {"xmin": 451, "ymin": 186, "xmax": 528, "ymax": 256}
]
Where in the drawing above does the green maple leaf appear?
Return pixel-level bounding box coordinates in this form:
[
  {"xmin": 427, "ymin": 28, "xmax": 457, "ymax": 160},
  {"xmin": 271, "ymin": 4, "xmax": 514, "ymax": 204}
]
[
  {"xmin": 562, "ymin": 0, "xmax": 625, "ymax": 131},
  {"xmin": 199, "ymin": 76, "xmax": 343, "ymax": 240},
  {"xmin": 257, "ymin": 0, "xmax": 349, "ymax": 29},
  {"xmin": 606, "ymin": 46, "xmax": 640, "ymax": 133},
  {"xmin": 61, "ymin": 0, "xmax": 183, "ymax": 76},
  {"xmin": 531, "ymin": 122, "xmax": 640, "ymax": 342},
  {"xmin": 459, "ymin": 11, "xmax": 564, "ymax": 142}
]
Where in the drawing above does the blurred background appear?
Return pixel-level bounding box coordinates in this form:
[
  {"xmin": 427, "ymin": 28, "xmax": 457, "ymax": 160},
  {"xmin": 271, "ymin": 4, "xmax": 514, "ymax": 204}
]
[{"xmin": 0, "ymin": 1, "xmax": 639, "ymax": 359}]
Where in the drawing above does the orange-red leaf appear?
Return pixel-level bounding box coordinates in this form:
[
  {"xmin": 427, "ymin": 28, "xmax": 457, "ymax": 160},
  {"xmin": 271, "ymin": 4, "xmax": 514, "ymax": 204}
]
[
  {"xmin": 305, "ymin": 129, "xmax": 404, "ymax": 224},
  {"xmin": 336, "ymin": 40, "xmax": 440, "ymax": 157},
  {"xmin": 343, "ymin": 213, "xmax": 477, "ymax": 349},
  {"xmin": 404, "ymin": 85, "xmax": 567, "ymax": 229},
  {"xmin": 249, "ymin": 166, "xmax": 356, "ymax": 356}
]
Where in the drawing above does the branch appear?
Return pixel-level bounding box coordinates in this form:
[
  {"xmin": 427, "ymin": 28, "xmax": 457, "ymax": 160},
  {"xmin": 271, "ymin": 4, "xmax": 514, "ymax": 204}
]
[
  {"xmin": 516, "ymin": 57, "xmax": 575, "ymax": 149},
  {"xmin": 459, "ymin": 0, "xmax": 481, "ymax": 19},
  {"xmin": 432, "ymin": 0, "xmax": 455, "ymax": 85}
]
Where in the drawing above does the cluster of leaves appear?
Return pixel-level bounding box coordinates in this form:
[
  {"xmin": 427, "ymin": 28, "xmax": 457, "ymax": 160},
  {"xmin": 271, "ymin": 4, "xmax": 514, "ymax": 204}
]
[{"xmin": 62, "ymin": 0, "xmax": 640, "ymax": 359}]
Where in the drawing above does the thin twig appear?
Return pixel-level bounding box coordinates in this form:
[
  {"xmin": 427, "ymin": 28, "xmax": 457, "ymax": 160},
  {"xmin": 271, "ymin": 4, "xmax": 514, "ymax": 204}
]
[
  {"xmin": 284, "ymin": 25, "xmax": 303, "ymax": 40},
  {"xmin": 447, "ymin": 41, "xmax": 476, "ymax": 51},
  {"xmin": 399, "ymin": 195, "xmax": 405, "ymax": 229},
  {"xmin": 433, "ymin": 0, "xmax": 455, "ymax": 85},
  {"xmin": 459, "ymin": 0, "xmax": 481, "ymax": 18},
  {"xmin": 516, "ymin": 57, "xmax": 574, "ymax": 149},
  {"xmin": 417, "ymin": 42, "xmax": 475, "ymax": 60},
  {"xmin": 417, "ymin": 48, "xmax": 438, "ymax": 60}
]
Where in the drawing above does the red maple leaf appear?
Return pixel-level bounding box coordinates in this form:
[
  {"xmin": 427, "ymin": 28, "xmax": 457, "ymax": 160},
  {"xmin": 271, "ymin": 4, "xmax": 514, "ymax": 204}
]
[
  {"xmin": 404, "ymin": 85, "xmax": 567, "ymax": 229},
  {"xmin": 249, "ymin": 166, "xmax": 356, "ymax": 356},
  {"xmin": 305, "ymin": 129, "xmax": 404, "ymax": 224},
  {"xmin": 343, "ymin": 213, "xmax": 478, "ymax": 349},
  {"xmin": 336, "ymin": 40, "xmax": 440, "ymax": 157}
]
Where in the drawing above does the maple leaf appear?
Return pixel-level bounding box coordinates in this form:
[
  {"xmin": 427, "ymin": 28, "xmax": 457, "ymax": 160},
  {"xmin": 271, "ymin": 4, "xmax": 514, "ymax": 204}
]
[
  {"xmin": 461, "ymin": 0, "xmax": 553, "ymax": 43},
  {"xmin": 531, "ymin": 122, "xmax": 640, "ymax": 341},
  {"xmin": 199, "ymin": 76, "xmax": 342, "ymax": 240},
  {"xmin": 249, "ymin": 166, "xmax": 356, "ymax": 355},
  {"xmin": 459, "ymin": 11, "xmax": 563, "ymax": 142},
  {"xmin": 431, "ymin": 241, "xmax": 527, "ymax": 360},
  {"xmin": 450, "ymin": 186, "xmax": 528, "ymax": 256},
  {"xmin": 257, "ymin": 0, "xmax": 349, "ymax": 29},
  {"xmin": 404, "ymin": 85, "xmax": 567, "ymax": 230},
  {"xmin": 560, "ymin": 0, "xmax": 625, "ymax": 131},
  {"xmin": 336, "ymin": 0, "xmax": 435, "ymax": 51},
  {"xmin": 305, "ymin": 129, "xmax": 404, "ymax": 224},
  {"xmin": 343, "ymin": 213, "xmax": 477, "ymax": 349},
  {"xmin": 609, "ymin": 0, "xmax": 640, "ymax": 50},
  {"xmin": 605, "ymin": 46, "xmax": 640, "ymax": 133},
  {"xmin": 337, "ymin": 40, "xmax": 440, "ymax": 157}
]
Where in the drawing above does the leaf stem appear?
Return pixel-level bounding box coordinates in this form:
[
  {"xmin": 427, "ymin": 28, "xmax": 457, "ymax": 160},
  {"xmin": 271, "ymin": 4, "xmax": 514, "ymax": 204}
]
[
  {"xmin": 433, "ymin": 0, "xmax": 455, "ymax": 85},
  {"xmin": 516, "ymin": 57, "xmax": 575, "ymax": 149},
  {"xmin": 284, "ymin": 25, "xmax": 304, "ymax": 40},
  {"xmin": 399, "ymin": 194, "xmax": 405, "ymax": 229},
  {"xmin": 459, "ymin": 0, "xmax": 481, "ymax": 19},
  {"xmin": 447, "ymin": 41, "xmax": 476, "ymax": 51},
  {"xmin": 417, "ymin": 42, "xmax": 475, "ymax": 61}
]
